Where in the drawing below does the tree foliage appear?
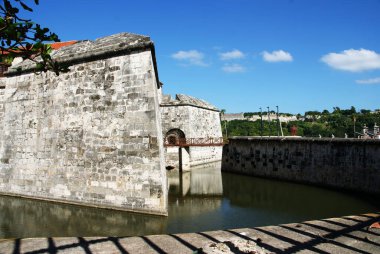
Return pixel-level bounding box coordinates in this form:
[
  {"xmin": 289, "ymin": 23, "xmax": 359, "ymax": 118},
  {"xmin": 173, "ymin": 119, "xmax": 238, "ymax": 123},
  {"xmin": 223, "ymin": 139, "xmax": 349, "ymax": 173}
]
[
  {"xmin": 0, "ymin": 0, "xmax": 67, "ymax": 74},
  {"xmin": 222, "ymin": 107, "xmax": 380, "ymax": 138}
]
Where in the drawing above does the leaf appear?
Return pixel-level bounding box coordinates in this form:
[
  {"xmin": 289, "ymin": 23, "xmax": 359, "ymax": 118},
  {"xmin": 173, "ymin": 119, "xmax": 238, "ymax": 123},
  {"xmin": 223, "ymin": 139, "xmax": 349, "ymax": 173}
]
[
  {"xmin": 44, "ymin": 44, "xmax": 52, "ymax": 54},
  {"xmin": 11, "ymin": 7, "xmax": 19, "ymax": 14},
  {"xmin": 35, "ymin": 62, "xmax": 44, "ymax": 70},
  {"xmin": 33, "ymin": 41, "xmax": 43, "ymax": 50},
  {"xmin": 19, "ymin": 2, "xmax": 33, "ymax": 12}
]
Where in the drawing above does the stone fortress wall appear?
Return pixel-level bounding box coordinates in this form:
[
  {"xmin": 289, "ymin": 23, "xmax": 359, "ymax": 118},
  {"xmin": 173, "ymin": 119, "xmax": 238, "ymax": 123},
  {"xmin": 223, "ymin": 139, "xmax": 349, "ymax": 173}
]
[
  {"xmin": 160, "ymin": 94, "xmax": 223, "ymax": 169},
  {"xmin": 0, "ymin": 33, "xmax": 168, "ymax": 215},
  {"xmin": 222, "ymin": 137, "xmax": 380, "ymax": 196},
  {"xmin": 0, "ymin": 80, "xmax": 5, "ymax": 127}
]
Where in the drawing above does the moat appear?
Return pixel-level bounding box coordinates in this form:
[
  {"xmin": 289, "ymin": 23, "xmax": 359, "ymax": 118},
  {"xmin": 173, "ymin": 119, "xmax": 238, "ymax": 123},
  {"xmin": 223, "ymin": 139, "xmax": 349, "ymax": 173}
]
[{"xmin": 0, "ymin": 163, "xmax": 378, "ymax": 239}]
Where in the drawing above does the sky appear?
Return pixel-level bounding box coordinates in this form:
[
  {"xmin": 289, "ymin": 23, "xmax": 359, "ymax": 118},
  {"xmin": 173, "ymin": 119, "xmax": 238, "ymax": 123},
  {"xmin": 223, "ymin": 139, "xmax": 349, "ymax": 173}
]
[{"xmin": 25, "ymin": 0, "xmax": 380, "ymax": 114}]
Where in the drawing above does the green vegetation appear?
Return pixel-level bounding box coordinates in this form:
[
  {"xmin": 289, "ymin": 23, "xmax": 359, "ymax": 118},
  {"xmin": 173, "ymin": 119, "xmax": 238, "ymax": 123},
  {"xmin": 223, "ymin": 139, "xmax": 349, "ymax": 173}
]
[
  {"xmin": 0, "ymin": 0, "xmax": 66, "ymax": 74},
  {"xmin": 222, "ymin": 107, "xmax": 380, "ymax": 138}
]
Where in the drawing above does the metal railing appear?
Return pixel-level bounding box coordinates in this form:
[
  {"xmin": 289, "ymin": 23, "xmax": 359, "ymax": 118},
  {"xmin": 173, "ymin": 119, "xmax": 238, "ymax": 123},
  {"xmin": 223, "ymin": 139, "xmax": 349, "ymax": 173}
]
[{"xmin": 164, "ymin": 137, "xmax": 224, "ymax": 147}]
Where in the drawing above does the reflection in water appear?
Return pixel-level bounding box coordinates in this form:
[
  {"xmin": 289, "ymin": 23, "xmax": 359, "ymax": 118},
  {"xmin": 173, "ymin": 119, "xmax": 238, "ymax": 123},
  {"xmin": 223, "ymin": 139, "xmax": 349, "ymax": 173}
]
[
  {"xmin": 167, "ymin": 162, "xmax": 224, "ymax": 233},
  {"xmin": 167, "ymin": 161, "xmax": 223, "ymax": 196},
  {"xmin": 190, "ymin": 162, "xmax": 223, "ymax": 196},
  {"xmin": 221, "ymin": 173, "xmax": 379, "ymax": 227},
  {"xmin": 0, "ymin": 196, "xmax": 167, "ymax": 238},
  {"xmin": 0, "ymin": 162, "xmax": 378, "ymax": 238},
  {"xmin": 168, "ymin": 171, "xmax": 191, "ymax": 196}
]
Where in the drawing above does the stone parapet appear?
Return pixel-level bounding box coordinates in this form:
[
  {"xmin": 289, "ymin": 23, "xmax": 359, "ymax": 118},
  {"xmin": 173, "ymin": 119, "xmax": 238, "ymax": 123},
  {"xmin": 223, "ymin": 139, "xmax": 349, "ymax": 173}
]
[
  {"xmin": 160, "ymin": 94, "xmax": 219, "ymax": 112},
  {"xmin": 6, "ymin": 33, "xmax": 160, "ymax": 87},
  {"xmin": 0, "ymin": 213, "xmax": 378, "ymax": 253},
  {"xmin": 222, "ymin": 136, "xmax": 380, "ymax": 196}
]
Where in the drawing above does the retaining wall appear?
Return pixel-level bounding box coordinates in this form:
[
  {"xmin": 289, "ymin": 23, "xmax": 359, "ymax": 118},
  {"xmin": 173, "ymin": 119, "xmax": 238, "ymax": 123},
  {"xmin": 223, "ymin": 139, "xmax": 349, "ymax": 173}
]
[{"xmin": 222, "ymin": 137, "xmax": 380, "ymax": 195}]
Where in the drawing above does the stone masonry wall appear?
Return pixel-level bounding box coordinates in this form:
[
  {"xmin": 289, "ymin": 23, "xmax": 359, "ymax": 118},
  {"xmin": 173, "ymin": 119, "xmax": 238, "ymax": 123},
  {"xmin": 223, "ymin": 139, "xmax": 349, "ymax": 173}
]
[
  {"xmin": 188, "ymin": 146, "xmax": 223, "ymax": 167},
  {"xmin": 0, "ymin": 34, "xmax": 167, "ymax": 215},
  {"xmin": 222, "ymin": 137, "xmax": 380, "ymax": 196},
  {"xmin": 0, "ymin": 85, "xmax": 5, "ymax": 152},
  {"xmin": 161, "ymin": 104, "xmax": 222, "ymax": 167}
]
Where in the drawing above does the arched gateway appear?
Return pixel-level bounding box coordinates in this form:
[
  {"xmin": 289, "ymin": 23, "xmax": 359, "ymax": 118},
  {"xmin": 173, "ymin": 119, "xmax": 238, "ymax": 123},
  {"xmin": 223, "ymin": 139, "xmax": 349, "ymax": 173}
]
[
  {"xmin": 165, "ymin": 129, "xmax": 186, "ymax": 146},
  {"xmin": 164, "ymin": 128, "xmax": 190, "ymax": 170}
]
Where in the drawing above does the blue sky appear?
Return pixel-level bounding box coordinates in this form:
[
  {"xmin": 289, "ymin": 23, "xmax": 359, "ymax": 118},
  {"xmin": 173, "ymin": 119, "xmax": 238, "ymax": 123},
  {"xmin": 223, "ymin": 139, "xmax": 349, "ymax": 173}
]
[{"xmin": 27, "ymin": 0, "xmax": 380, "ymax": 114}]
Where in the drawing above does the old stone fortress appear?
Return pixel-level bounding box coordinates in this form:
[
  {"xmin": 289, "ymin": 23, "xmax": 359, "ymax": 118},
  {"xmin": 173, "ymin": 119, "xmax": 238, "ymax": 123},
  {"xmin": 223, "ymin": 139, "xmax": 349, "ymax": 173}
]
[{"xmin": 0, "ymin": 33, "xmax": 223, "ymax": 215}]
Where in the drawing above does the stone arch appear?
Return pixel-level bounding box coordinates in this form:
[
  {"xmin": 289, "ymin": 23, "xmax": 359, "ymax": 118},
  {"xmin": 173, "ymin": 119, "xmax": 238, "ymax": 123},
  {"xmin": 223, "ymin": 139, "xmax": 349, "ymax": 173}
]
[{"xmin": 165, "ymin": 128, "xmax": 186, "ymax": 145}]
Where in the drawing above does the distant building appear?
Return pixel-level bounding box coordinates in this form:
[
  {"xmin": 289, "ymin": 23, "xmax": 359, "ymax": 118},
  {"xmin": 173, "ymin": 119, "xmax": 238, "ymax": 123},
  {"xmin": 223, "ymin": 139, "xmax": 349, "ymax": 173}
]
[
  {"xmin": 222, "ymin": 112, "xmax": 297, "ymax": 123},
  {"xmin": 246, "ymin": 114, "xmax": 297, "ymax": 123},
  {"xmin": 359, "ymin": 123, "xmax": 380, "ymax": 139},
  {"xmin": 221, "ymin": 113, "xmax": 245, "ymax": 121}
]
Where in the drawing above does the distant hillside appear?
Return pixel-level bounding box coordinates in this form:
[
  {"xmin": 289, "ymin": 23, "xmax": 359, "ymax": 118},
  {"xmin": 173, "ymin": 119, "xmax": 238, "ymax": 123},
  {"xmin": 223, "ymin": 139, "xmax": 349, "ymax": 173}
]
[{"xmin": 221, "ymin": 107, "xmax": 380, "ymax": 138}]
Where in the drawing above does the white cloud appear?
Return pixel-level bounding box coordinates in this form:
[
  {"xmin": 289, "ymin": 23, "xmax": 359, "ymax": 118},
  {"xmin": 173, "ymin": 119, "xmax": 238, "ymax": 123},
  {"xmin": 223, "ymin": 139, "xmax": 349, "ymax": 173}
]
[
  {"xmin": 321, "ymin": 49, "xmax": 380, "ymax": 72},
  {"xmin": 171, "ymin": 50, "xmax": 207, "ymax": 66},
  {"xmin": 262, "ymin": 50, "xmax": 293, "ymax": 62},
  {"xmin": 356, "ymin": 77, "xmax": 380, "ymax": 84},
  {"xmin": 222, "ymin": 63, "xmax": 246, "ymax": 73},
  {"xmin": 219, "ymin": 49, "xmax": 245, "ymax": 60}
]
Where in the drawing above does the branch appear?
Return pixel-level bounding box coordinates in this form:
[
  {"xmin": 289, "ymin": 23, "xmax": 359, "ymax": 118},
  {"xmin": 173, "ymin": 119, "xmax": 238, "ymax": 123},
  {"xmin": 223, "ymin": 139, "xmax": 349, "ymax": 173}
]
[{"xmin": 0, "ymin": 0, "xmax": 66, "ymax": 75}]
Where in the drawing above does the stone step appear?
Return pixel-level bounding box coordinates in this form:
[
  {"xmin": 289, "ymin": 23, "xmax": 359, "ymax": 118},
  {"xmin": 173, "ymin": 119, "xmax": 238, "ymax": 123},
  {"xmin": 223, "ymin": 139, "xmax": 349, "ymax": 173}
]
[{"xmin": 0, "ymin": 213, "xmax": 379, "ymax": 253}]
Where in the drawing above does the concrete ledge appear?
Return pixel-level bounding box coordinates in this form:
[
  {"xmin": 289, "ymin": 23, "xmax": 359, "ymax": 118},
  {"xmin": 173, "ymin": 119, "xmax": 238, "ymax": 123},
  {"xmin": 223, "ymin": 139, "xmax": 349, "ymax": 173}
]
[
  {"xmin": 229, "ymin": 136, "xmax": 380, "ymax": 144},
  {"xmin": 0, "ymin": 213, "xmax": 379, "ymax": 253}
]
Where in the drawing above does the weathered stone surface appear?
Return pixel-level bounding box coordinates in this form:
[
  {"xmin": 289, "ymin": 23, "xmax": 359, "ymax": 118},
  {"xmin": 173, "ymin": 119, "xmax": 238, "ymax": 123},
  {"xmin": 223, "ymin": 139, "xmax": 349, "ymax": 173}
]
[
  {"xmin": 200, "ymin": 240, "xmax": 271, "ymax": 254},
  {"xmin": 0, "ymin": 33, "xmax": 167, "ymax": 215},
  {"xmin": 0, "ymin": 213, "xmax": 378, "ymax": 253},
  {"xmin": 7, "ymin": 33, "xmax": 155, "ymax": 77},
  {"xmin": 161, "ymin": 93, "xmax": 218, "ymax": 111},
  {"xmin": 222, "ymin": 137, "xmax": 380, "ymax": 195}
]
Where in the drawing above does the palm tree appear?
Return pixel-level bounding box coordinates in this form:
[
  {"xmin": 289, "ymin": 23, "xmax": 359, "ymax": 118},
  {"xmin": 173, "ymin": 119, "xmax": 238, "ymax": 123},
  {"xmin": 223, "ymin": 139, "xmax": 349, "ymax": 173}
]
[{"xmin": 220, "ymin": 109, "xmax": 228, "ymax": 139}]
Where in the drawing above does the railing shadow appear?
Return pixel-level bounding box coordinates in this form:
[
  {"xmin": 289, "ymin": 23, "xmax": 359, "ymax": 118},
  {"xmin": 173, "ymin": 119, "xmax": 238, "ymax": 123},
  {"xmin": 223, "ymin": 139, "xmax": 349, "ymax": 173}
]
[
  {"xmin": 7, "ymin": 213, "xmax": 380, "ymax": 254},
  {"xmin": 217, "ymin": 214, "xmax": 379, "ymax": 254},
  {"xmin": 258, "ymin": 214, "xmax": 379, "ymax": 253},
  {"xmin": 11, "ymin": 236, "xmax": 130, "ymax": 254}
]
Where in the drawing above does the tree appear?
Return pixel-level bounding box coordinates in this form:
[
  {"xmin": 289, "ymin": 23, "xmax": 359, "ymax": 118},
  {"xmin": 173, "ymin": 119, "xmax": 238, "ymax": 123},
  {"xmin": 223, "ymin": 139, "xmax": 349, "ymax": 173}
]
[
  {"xmin": 322, "ymin": 109, "xmax": 330, "ymax": 115},
  {"xmin": 340, "ymin": 106, "xmax": 356, "ymax": 116},
  {"xmin": 333, "ymin": 107, "xmax": 341, "ymax": 114},
  {"xmin": 0, "ymin": 0, "xmax": 67, "ymax": 74},
  {"xmin": 360, "ymin": 109, "xmax": 371, "ymax": 114}
]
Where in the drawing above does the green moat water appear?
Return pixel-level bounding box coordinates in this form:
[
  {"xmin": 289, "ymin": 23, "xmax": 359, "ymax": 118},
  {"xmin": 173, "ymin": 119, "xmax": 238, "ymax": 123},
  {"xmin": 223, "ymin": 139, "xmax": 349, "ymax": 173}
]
[{"xmin": 0, "ymin": 163, "xmax": 378, "ymax": 238}]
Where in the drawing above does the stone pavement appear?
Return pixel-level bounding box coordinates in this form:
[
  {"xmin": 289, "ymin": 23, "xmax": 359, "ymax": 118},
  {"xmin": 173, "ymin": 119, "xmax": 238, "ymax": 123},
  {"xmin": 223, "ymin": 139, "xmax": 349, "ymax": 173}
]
[{"xmin": 0, "ymin": 213, "xmax": 379, "ymax": 253}]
